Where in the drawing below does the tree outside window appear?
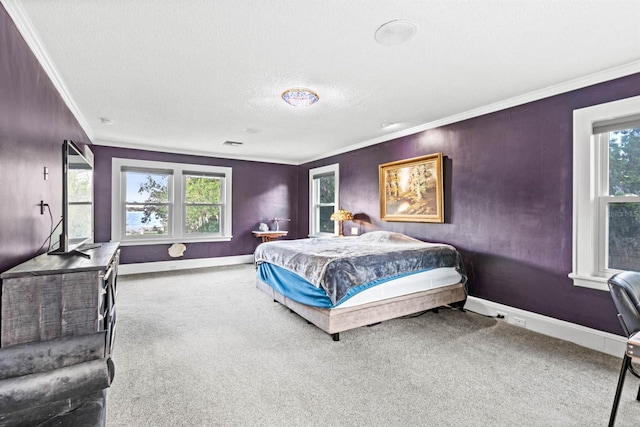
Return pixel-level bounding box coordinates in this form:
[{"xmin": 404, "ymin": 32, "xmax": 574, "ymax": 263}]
[
  {"xmin": 184, "ymin": 174, "xmax": 223, "ymax": 234},
  {"xmin": 125, "ymin": 170, "xmax": 170, "ymax": 237},
  {"xmin": 309, "ymin": 164, "xmax": 339, "ymax": 236},
  {"xmin": 317, "ymin": 174, "xmax": 335, "ymax": 233},
  {"xmin": 112, "ymin": 158, "xmax": 232, "ymax": 244},
  {"xmin": 607, "ymin": 127, "xmax": 640, "ymax": 272}
]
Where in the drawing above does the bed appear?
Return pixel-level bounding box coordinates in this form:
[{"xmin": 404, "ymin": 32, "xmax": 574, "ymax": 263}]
[{"xmin": 254, "ymin": 231, "xmax": 467, "ymax": 340}]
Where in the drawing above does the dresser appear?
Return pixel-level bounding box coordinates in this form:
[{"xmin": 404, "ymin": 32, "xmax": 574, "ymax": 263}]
[{"xmin": 0, "ymin": 242, "xmax": 119, "ymax": 354}]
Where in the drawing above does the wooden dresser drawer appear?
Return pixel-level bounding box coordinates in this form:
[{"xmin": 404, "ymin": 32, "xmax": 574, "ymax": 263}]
[{"xmin": 1, "ymin": 243, "xmax": 120, "ymax": 348}]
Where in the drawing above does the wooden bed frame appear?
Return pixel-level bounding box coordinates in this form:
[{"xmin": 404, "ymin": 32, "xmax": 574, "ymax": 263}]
[{"xmin": 256, "ymin": 278, "xmax": 466, "ymax": 341}]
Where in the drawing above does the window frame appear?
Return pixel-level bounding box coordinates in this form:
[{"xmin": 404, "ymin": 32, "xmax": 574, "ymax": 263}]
[
  {"xmin": 595, "ymin": 133, "xmax": 640, "ymax": 275},
  {"xmin": 122, "ymin": 167, "xmax": 174, "ymax": 240},
  {"xmin": 309, "ymin": 163, "xmax": 339, "ymax": 237},
  {"xmin": 111, "ymin": 158, "xmax": 232, "ymax": 245},
  {"xmin": 571, "ymin": 95, "xmax": 640, "ymax": 290}
]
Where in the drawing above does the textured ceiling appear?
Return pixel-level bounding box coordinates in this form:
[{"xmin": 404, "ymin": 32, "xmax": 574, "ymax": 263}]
[{"xmin": 5, "ymin": 0, "xmax": 640, "ymax": 164}]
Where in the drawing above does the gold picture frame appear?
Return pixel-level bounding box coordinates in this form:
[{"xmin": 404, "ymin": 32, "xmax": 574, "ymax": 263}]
[{"xmin": 379, "ymin": 153, "xmax": 444, "ymax": 223}]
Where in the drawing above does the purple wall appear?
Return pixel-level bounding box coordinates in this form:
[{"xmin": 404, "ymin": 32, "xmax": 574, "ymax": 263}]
[
  {"xmin": 0, "ymin": 6, "xmax": 89, "ymax": 273},
  {"xmin": 0, "ymin": 2, "xmax": 298, "ymax": 270},
  {"xmin": 92, "ymin": 146, "xmax": 298, "ymax": 264},
  {"xmin": 300, "ymin": 73, "xmax": 640, "ymax": 335},
  {"xmin": 3, "ymin": 0, "xmax": 640, "ymax": 336}
]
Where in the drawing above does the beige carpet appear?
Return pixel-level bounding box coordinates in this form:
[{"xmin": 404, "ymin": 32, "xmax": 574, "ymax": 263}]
[{"xmin": 106, "ymin": 264, "xmax": 639, "ymax": 426}]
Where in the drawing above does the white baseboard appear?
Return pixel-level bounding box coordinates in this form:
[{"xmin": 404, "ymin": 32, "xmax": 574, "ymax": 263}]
[
  {"xmin": 464, "ymin": 296, "xmax": 626, "ymax": 358},
  {"xmin": 118, "ymin": 262, "xmax": 625, "ymax": 357},
  {"xmin": 118, "ymin": 254, "xmax": 254, "ymax": 275}
]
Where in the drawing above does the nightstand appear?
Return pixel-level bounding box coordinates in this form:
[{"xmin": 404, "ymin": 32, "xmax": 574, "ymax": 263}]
[{"xmin": 252, "ymin": 230, "xmax": 288, "ymax": 243}]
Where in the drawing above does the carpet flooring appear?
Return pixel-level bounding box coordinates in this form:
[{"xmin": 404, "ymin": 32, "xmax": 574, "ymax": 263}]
[{"xmin": 106, "ymin": 264, "xmax": 639, "ymax": 426}]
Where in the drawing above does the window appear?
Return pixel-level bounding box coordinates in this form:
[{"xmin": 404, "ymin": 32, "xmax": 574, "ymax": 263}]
[
  {"xmin": 309, "ymin": 163, "xmax": 339, "ymax": 236},
  {"xmin": 183, "ymin": 173, "xmax": 226, "ymax": 235},
  {"xmin": 595, "ymin": 123, "xmax": 640, "ymax": 273},
  {"xmin": 112, "ymin": 158, "xmax": 232, "ymax": 245},
  {"xmin": 123, "ymin": 168, "xmax": 171, "ymax": 238},
  {"xmin": 571, "ymin": 95, "xmax": 640, "ymax": 289}
]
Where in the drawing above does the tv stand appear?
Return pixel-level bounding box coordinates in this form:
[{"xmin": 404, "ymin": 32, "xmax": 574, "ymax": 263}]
[
  {"xmin": 48, "ymin": 243, "xmax": 103, "ymax": 259},
  {"xmin": 71, "ymin": 249, "xmax": 92, "ymax": 259}
]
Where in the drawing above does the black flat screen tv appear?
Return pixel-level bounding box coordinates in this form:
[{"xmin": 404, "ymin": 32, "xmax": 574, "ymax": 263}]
[{"xmin": 48, "ymin": 140, "xmax": 95, "ymax": 258}]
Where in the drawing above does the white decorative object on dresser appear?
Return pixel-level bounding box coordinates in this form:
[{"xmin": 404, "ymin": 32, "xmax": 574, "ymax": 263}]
[{"xmin": 0, "ymin": 242, "xmax": 120, "ymax": 354}]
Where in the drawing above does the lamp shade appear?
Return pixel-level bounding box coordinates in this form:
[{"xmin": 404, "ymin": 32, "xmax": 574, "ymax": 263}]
[{"xmin": 330, "ymin": 209, "xmax": 353, "ymax": 222}]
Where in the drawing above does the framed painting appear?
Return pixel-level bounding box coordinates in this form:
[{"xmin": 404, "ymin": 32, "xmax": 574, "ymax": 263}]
[{"xmin": 379, "ymin": 153, "xmax": 444, "ymax": 223}]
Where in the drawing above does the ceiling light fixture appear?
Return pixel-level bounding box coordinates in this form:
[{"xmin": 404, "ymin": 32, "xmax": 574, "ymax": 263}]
[
  {"xmin": 375, "ymin": 20, "xmax": 417, "ymax": 46},
  {"xmin": 281, "ymin": 88, "xmax": 319, "ymax": 107}
]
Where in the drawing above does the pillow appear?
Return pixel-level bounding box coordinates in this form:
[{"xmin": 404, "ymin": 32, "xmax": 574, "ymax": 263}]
[{"xmin": 357, "ymin": 231, "xmax": 421, "ymax": 244}]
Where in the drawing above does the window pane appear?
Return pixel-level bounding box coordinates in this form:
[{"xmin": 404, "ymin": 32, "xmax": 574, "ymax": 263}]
[
  {"xmin": 125, "ymin": 171, "xmax": 170, "ymax": 203},
  {"xmin": 125, "ymin": 204, "xmax": 168, "ymax": 237},
  {"xmin": 319, "ymin": 206, "xmax": 334, "ymax": 233},
  {"xmin": 185, "ymin": 175, "xmax": 221, "ymax": 203},
  {"xmin": 318, "ymin": 175, "xmax": 335, "ymax": 204},
  {"xmin": 609, "ymin": 127, "xmax": 640, "ymax": 196},
  {"xmin": 608, "ymin": 203, "xmax": 640, "ymax": 272},
  {"xmin": 185, "ymin": 205, "xmax": 220, "ymax": 234},
  {"xmin": 124, "ymin": 170, "xmax": 170, "ymax": 238}
]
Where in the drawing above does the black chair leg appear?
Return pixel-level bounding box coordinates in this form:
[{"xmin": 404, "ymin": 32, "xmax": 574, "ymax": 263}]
[
  {"xmin": 636, "ymin": 384, "xmax": 640, "ymax": 401},
  {"xmin": 610, "ymin": 354, "xmax": 632, "ymax": 427}
]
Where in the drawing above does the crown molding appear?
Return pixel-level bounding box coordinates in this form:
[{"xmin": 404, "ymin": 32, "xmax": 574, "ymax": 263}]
[
  {"xmin": 93, "ymin": 138, "xmax": 300, "ymax": 166},
  {"xmin": 3, "ymin": 0, "xmax": 95, "ymax": 142},
  {"xmin": 4, "ymin": 0, "xmax": 638, "ymax": 165},
  {"xmin": 301, "ymin": 61, "xmax": 640, "ymax": 164}
]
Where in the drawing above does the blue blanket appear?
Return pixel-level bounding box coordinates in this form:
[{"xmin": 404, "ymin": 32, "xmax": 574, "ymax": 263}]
[{"xmin": 254, "ymin": 231, "xmax": 466, "ymax": 306}]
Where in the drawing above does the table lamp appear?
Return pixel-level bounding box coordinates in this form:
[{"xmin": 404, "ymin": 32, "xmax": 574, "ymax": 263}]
[{"xmin": 330, "ymin": 208, "xmax": 354, "ymax": 237}]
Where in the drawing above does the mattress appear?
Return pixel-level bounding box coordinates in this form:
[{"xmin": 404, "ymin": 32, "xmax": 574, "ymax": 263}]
[
  {"xmin": 335, "ymin": 266, "xmax": 462, "ymax": 308},
  {"xmin": 257, "ymin": 262, "xmax": 462, "ymax": 309}
]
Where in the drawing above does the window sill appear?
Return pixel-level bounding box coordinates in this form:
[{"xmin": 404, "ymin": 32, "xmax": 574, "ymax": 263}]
[
  {"xmin": 114, "ymin": 236, "xmax": 233, "ymax": 246},
  {"xmin": 568, "ymin": 272, "xmax": 608, "ymax": 291}
]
